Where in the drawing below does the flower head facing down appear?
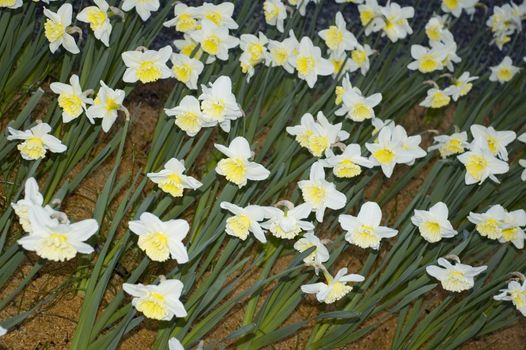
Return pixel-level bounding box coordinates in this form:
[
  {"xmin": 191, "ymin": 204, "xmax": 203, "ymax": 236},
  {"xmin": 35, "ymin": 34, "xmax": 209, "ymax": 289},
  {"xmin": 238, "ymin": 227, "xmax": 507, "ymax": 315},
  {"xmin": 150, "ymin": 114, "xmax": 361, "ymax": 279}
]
[
  {"xmin": 129, "ymin": 212, "xmax": 190, "ymax": 263},
  {"xmin": 122, "ymin": 46, "xmax": 172, "ymax": 84},
  {"xmin": 428, "ymin": 132, "xmax": 468, "ymax": 158},
  {"xmin": 12, "ymin": 177, "xmax": 44, "ymax": 233},
  {"xmin": 426, "ymin": 257, "xmax": 487, "ymax": 292},
  {"xmin": 147, "ymin": 158, "xmax": 202, "ymax": 198},
  {"xmin": 411, "ymin": 202, "xmax": 458, "ymax": 243},
  {"xmin": 494, "ymin": 278, "xmax": 526, "ymax": 316},
  {"xmin": 123, "ymin": 278, "xmax": 187, "ymax": 321},
  {"xmin": 220, "ymin": 202, "xmax": 269, "ymax": 243},
  {"xmin": 8, "ymin": 123, "xmax": 67, "ymax": 160},
  {"xmin": 50, "ymin": 74, "xmax": 93, "ymax": 123},
  {"xmin": 215, "ymin": 137, "xmax": 270, "ymax": 188},
  {"xmin": 301, "ymin": 267, "xmax": 365, "ymax": 304}
]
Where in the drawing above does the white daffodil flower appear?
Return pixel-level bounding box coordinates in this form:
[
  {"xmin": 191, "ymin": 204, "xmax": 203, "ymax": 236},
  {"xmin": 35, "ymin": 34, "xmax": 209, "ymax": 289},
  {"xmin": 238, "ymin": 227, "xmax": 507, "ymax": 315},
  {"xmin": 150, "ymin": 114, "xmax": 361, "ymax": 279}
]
[
  {"xmin": 411, "ymin": 202, "xmax": 458, "ymax": 243},
  {"xmin": 318, "ymin": 12, "xmax": 357, "ymax": 55},
  {"xmin": 348, "ymin": 43, "xmax": 374, "ymax": 75},
  {"xmin": 123, "ymin": 278, "xmax": 187, "ymax": 320},
  {"xmin": 0, "ymin": 0, "xmax": 22, "ymax": 8},
  {"xmin": 457, "ymin": 146, "xmax": 509, "ymax": 185},
  {"xmin": 163, "ymin": 3, "xmax": 199, "ymax": 32},
  {"xmin": 426, "ymin": 256, "xmax": 487, "ymax": 292},
  {"xmin": 494, "ymin": 278, "xmax": 526, "ymax": 316},
  {"xmin": 291, "ymin": 37, "xmax": 333, "ymax": 88},
  {"xmin": 489, "ymin": 56, "xmax": 520, "ymax": 84},
  {"xmin": 170, "ymin": 53, "xmax": 204, "ymax": 90},
  {"xmin": 11, "ymin": 177, "xmax": 44, "ymax": 233},
  {"xmin": 419, "ymin": 87, "xmax": 454, "ymax": 109},
  {"xmin": 190, "ymin": 20, "xmax": 239, "ymax": 63},
  {"xmin": 498, "ymin": 209, "xmax": 526, "ymax": 249},
  {"xmin": 262, "ymin": 201, "xmax": 314, "ymax": 239},
  {"xmin": 168, "ymin": 337, "xmax": 185, "ymax": 350},
  {"xmin": 174, "ymin": 35, "xmax": 203, "ymax": 60},
  {"xmin": 215, "ymin": 136, "xmax": 270, "ymax": 188},
  {"xmin": 320, "ymin": 144, "xmax": 374, "ymax": 178},
  {"xmin": 335, "ymin": 73, "xmax": 352, "ymax": 106},
  {"xmin": 198, "ymin": 76, "xmax": 243, "ymax": 132},
  {"xmin": 121, "ymin": 0, "xmax": 159, "ymax": 21},
  {"xmin": 358, "ymin": 0, "xmax": 383, "ymax": 35},
  {"xmin": 378, "ymin": 3, "xmax": 414, "ymax": 43},
  {"xmin": 339, "ymin": 201, "xmax": 397, "ymax": 249},
  {"xmin": 263, "ymin": 0, "xmax": 287, "ymax": 32},
  {"xmin": 86, "ymin": 81, "xmax": 126, "ymax": 132},
  {"xmin": 18, "ymin": 205, "xmax": 98, "ymax": 262},
  {"xmin": 428, "ymin": 132, "xmax": 469, "ymax": 158},
  {"xmin": 366, "ymin": 126, "xmax": 407, "ymax": 178},
  {"xmin": 298, "ymin": 162, "xmax": 347, "ymax": 222},
  {"xmin": 239, "ymin": 32, "xmax": 268, "ymax": 81},
  {"xmin": 407, "ymin": 44, "xmax": 446, "ymax": 73},
  {"xmin": 335, "ymin": 85, "xmax": 382, "ymax": 122},
  {"xmin": 449, "ymin": 72, "xmax": 478, "ymax": 101},
  {"xmin": 470, "ymin": 124, "xmax": 516, "ymax": 161},
  {"xmin": 129, "ymin": 212, "xmax": 189, "ymax": 263},
  {"xmin": 301, "ymin": 267, "xmax": 364, "ymax": 304},
  {"xmin": 441, "ymin": 0, "xmax": 478, "ymax": 18},
  {"xmin": 267, "ymin": 33, "xmax": 298, "ymax": 73},
  {"xmin": 286, "ymin": 111, "xmax": 349, "ymax": 157},
  {"xmin": 8, "ymin": 123, "xmax": 67, "ymax": 160},
  {"xmin": 195, "ymin": 2, "xmax": 238, "ymax": 29},
  {"xmin": 393, "ymin": 125, "xmax": 427, "ymax": 165},
  {"xmin": 468, "ymin": 205, "xmax": 507, "ymax": 240},
  {"xmin": 76, "ymin": 0, "xmax": 112, "ymax": 46},
  {"xmin": 434, "ymin": 32, "xmax": 461, "ymax": 72},
  {"xmin": 43, "ymin": 4, "xmax": 80, "ymax": 54},
  {"xmin": 122, "ymin": 46, "xmax": 172, "ymax": 84},
  {"xmin": 220, "ymin": 202, "xmax": 268, "ymax": 243},
  {"xmin": 425, "ymin": 15, "xmax": 448, "ymax": 42},
  {"xmin": 328, "ymin": 51, "xmax": 353, "ymax": 78},
  {"xmin": 293, "ymin": 231, "xmax": 329, "ymax": 269},
  {"xmin": 165, "ymin": 95, "xmax": 205, "ymax": 137},
  {"xmin": 50, "ymin": 74, "xmax": 93, "ymax": 123},
  {"xmin": 147, "ymin": 158, "xmax": 202, "ymax": 197}
]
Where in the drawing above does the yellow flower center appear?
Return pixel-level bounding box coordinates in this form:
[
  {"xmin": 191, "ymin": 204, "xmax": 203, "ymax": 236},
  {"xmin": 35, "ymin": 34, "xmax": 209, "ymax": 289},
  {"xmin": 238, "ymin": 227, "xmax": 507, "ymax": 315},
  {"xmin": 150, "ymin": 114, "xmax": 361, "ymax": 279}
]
[
  {"xmin": 455, "ymin": 81, "xmax": 472, "ymax": 96},
  {"xmin": 172, "ymin": 63, "xmax": 192, "ymax": 83},
  {"xmin": 105, "ymin": 97, "xmax": 120, "ymax": 112},
  {"xmin": 476, "ymin": 218, "xmax": 501, "ymax": 239},
  {"xmin": 439, "ymin": 137, "xmax": 464, "ymax": 157},
  {"xmin": 296, "ymin": 130, "xmax": 313, "ymax": 148},
  {"xmin": 248, "ymin": 42, "xmax": 265, "ymax": 65},
  {"xmin": 18, "ymin": 136, "xmax": 46, "ymax": 160},
  {"xmin": 58, "ymin": 93, "xmax": 83, "ymax": 117},
  {"xmin": 353, "ymin": 224, "xmax": 380, "ymax": 248},
  {"xmin": 175, "ymin": 112, "xmax": 201, "ymax": 135},
  {"xmin": 158, "ymin": 173, "xmax": 184, "ymax": 197},
  {"xmin": 351, "ymin": 49, "xmax": 367, "ymax": 66},
  {"xmin": 430, "ymin": 91, "xmax": 450, "ymax": 108},
  {"xmin": 226, "ymin": 214, "xmax": 251, "ymax": 240},
  {"xmin": 136, "ymin": 292, "xmax": 168, "ymax": 320},
  {"xmin": 270, "ymin": 220, "xmax": 301, "ymax": 239},
  {"xmin": 218, "ymin": 158, "xmax": 247, "ymax": 186},
  {"xmin": 138, "ymin": 231, "xmax": 170, "ymax": 261},
  {"xmin": 501, "ymin": 226, "xmax": 518, "ymax": 242},
  {"xmin": 44, "ymin": 19, "xmax": 65, "ymax": 42},
  {"xmin": 443, "ymin": 0, "xmax": 459, "ymax": 10},
  {"xmin": 373, "ymin": 147, "xmax": 395, "ymax": 165},
  {"xmin": 307, "ymin": 135, "xmax": 330, "ymax": 157},
  {"xmin": 335, "ymin": 86, "xmax": 345, "ymax": 105},
  {"xmin": 204, "ymin": 11, "xmax": 222, "ymax": 26},
  {"xmin": 201, "ymin": 98, "xmax": 226, "ymax": 120},
  {"xmin": 296, "ymin": 55, "xmax": 316, "ymax": 76},
  {"xmin": 486, "ymin": 136, "xmax": 498, "ymax": 155},
  {"xmin": 426, "ymin": 25, "xmax": 441, "ymax": 41},
  {"xmin": 264, "ymin": 2, "xmax": 280, "ymax": 21},
  {"xmin": 334, "ymin": 159, "xmax": 362, "ymax": 178},
  {"xmin": 136, "ymin": 60, "xmax": 162, "ymax": 83},
  {"xmin": 419, "ymin": 54, "xmax": 440, "ymax": 73},
  {"xmin": 331, "ymin": 58, "xmax": 344, "ymax": 74},
  {"xmin": 302, "ymin": 184, "xmax": 327, "ymax": 208},
  {"xmin": 202, "ymin": 35, "xmax": 220, "ymax": 55},
  {"xmin": 0, "ymin": 0, "xmax": 16, "ymax": 6},
  {"xmin": 177, "ymin": 13, "xmax": 198, "ymax": 32},
  {"xmin": 497, "ymin": 67, "xmax": 512, "ymax": 81},
  {"xmin": 360, "ymin": 9, "xmax": 374, "ymax": 26},
  {"xmin": 351, "ymin": 101, "xmax": 373, "ymax": 121},
  {"xmin": 180, "ymin": 42, "xmax": 202, "ymax": 59},
  {"xmin": 511, "ymin": 290, "xmax": 526, "ymax": 309},
  {"xmin": 271, "ymin": 47, "xmax": 288, "ymax": 66},
  {"xmin": 325, "ymin": 282, "xmax": 352, "ymax": 304},
  {"xmin": 465, "ymin": 154, "xmax": 488, "ymax": 181},
  {"xmin": 420, "ymin": 221, "xmax": 442, "ymax": 242},
  {"xmin": 37, "ymin": 232, "xmax": 76, "ymax": 261},
  {"xmin": 325, "ymin": 26, "xmax": 343, "ymax": 50},
  {"xmin": 443, "ymin": 270, "xmax": 470, "ymax": 292},
  {"xmin": 86, "ymin": 7, "xmax": 108, "ymax": 31}
]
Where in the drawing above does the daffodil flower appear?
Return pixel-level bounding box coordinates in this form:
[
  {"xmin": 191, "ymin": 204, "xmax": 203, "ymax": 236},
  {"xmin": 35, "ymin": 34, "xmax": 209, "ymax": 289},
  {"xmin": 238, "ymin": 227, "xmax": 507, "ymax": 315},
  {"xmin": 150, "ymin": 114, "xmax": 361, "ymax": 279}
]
[
  {"xmin": 457, "ymin": 146, "xmax": 509, "ymax": 185},
  {"xmin": 220, "ymin": 202, "xmax": 268, "ymax": 242},
  {"xmin": 123, "ymin": 278, "xmax": 187, "ymax": 320},
  {"xmin": 489, "ymin": 56, "xmax": 520, "ymax": 84},
  {"xmin": 199, "ymin": 76, "xmax": 242, "ymax": 132},
  {"xmin": 334, "ymin": 74, "xmax": 352, "ymax": 106},
  {"xmin": 298, "ymin": 162, "xmax": 347, "ymax": 222},
  {"xmin": 0, "ymin": 0, "xmax": 22, "ymax": 9},
  {"xmin": 129, "ymin": 212, "xmax": 189, "ymax": 263},
  {"xmin": 8, "ymin": 123, "xmax": 67, "ymax": 160},
  {"xmin": 147, "ymin": 158, "xmax": 202, "ymax": 198},
  {"xmin": 425, "ymin": 15, "xmax": 448, "ymax": 42},
  {"xmin": 18, "ymin": 205, "xmax": 98, "ymax": 262},
  {"xmin": 195, "ymin": 2, "xmax": 238, "ymax": 29},
  {"xmin": 86, "ymin": 81, "xmax": 126, "ymax": 132},
  {"xmin": 328, "ymin": 51, "xmax": 353, "ymax": 78},
  {"xmin": 348, "ymin": 43, "xmax": 374, "ymax": 75},
  {"xmin": 365, "ymin": 126, "xmax": 406, "ymax": 178},
  {"xmin": 122, "ymin": 46, "xmax": 172, "ymax": 84},
  {"xmin": 165, "ymin": 95, "xmax": 205, "ymax": 137},
  {"xmin": 393, "ymin": 125, "xmax": 427, "ymax": 165},
  {"xmin": 358, "ymin": 0, "xmax": 383, "ymax": 35},
  {"xmin": 170, "ymin": 53, "xmax": 204, "ymax": 90},
  {"xmin": 426, "ymin": 256, "xmax": 487, "ymax": 292},
  {"xmin": 320, "ymin": 144, "xmax": 374, "ymax": 179},
  {"xmin": 174, "ymin": 35, "xmax": 203, "ymax": 60},
  {"xmin": 407, "ymin": 45, "xmax": 446, "ymax": 73},
  {"xmin": 411, "ymin": 202, "xmax": 458, "ymax": 243},
  {"xmin": 419, "ymin": 87, "xmax": 454, "ymax": 109},
  {"xmin": 262, "ymin": 201, "xmax": 314, "ymax": 239},
  {"xmin": 470, "ymin": 124, "xmax": 516, "ymax": 161},
  {"xmin": 287, "ymin": 112, "xmax": 349, "ymax": 157},
  {"xmin": 301, "ymin": 267, "xmax": 364, "ymax": 304},
  {"xmin": 335, "ymin": 85, "xmax": 382, "ymax": 122},
  {"xmin": 163, "ymin": 3, "xmax": 199, "ymax": 32},
  {"xmin": 121, "ymin": 0, "xmax": 159, "ymax": 21},
  {"xmin": 498, "ymin": 209, "xmax": 526, "ymax": 249},
  {"xmin": 76, "ymin": 0, "xmax": 112, "ymax": 46},
  {"xmin": 43, "ymin": 4, "xmax": 80, "ymax": 54},
  {"xmin": 267, "ymin": 35, "xmax": 297, "ymax": 73},
  {"xmin": 494, "ymin": 277, "xmax": 526, "ymax": 316},
  {"xmin": 239, "ymin": 32, "xmax": 268, "ymax": 81},
  {"xmin": 50, "ymin": 74, "xmax": 93, "ymax": 123},
  {"xmin": 378, "ymin": 3, "xmax": 414, "ymax": 42},
  {"xmin": 293, "ymin": 231, "xmax": 330, "ymax": 269},
  {"xmin": 190, "ymin": 20, "xmax": 239, "ymax": 63},
  {"xmin": 318, "ymin": 12, "xmax": 357, "ymax": 55},
  {"xmin": 215, "ymin": 136, "xmax": 270, "ymax": 188},
  {"xmin": 168, "ymin": 337, "xmax": 184, "ymax": 350},
  {"xmin": 468, "ymin": 205, "xmax": 507, "ymax": 240},
  {"xmin": 449, "ymin": 72, "xmax": 478, "ymax": 101},
  {"xmin": 441, "ymin": 0, "xmax": 478, "ymax": 18},
  {"xmin": 339, "ymin": 201, "xmax": 397, "ymax": 249},
  {"xmin": 433, "ymin": 32, "xmax": 461, "ymax": 72},
  {"xmin": 428, "ymin": 132, "xmax": 469, "ymax": 158},
  {"xmin": 12, "ymin": 177, "xmax": 44, "ymax": 233},
  {"xmin": 263, "ymin": 0, "xmax": 287, "ymax": 32},
  {"xmin": 291, "ymin": 37, "xmax": 333, "ymax": 88}
]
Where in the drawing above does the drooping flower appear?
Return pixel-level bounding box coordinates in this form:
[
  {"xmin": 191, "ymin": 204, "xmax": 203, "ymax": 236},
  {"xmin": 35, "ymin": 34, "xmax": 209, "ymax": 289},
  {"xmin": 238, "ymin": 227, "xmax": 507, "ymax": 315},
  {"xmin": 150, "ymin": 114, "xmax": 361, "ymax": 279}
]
[
  {"xmin": 7, "ymin": 123, "xmax": 67, "ymax": 160},
  {"xmin": 318, "ymin": 12, "xmax": 357, "ymax": 54},
  {"xmin": 11, "ymin": 178, "xmax": 44, "ymax": 233},
  {"xmin": 494, "ymin": 277, "xmax": 526, "ymax": 316},
  {"xmin": 428, "ymin": 132, "xmax": 468, "ymax": 158},
  {"xmin": 165, "ymin": 95, "xmax": 205, "ymax": 137},
  {"xmin": 123, "ymin": 278, "xmax": 187, "ymax": 320},
  {"xmin": 170, "ymin": 53, "xmax": 204, "ymax": 90},
  {"xmin": 215, "ymin": 136, "xmax": 270, "ymax": 188},
  {"xmin": 291, "ymin": 37, "xmax": 333, "ymax": 88},
  {"xmin": 426, "ymin": 256, "xmax": 487, "ymax": 292},
  {"xmin": 121, "ymin": 0, "xmax": 160, "ymax": 21},
  {"xmin": 339, "ymin": 201, "xmax": 398, "ymax": 249},
  {"xmin": 449, "ymin": 72, "xmax": 478, "ymax": 101},
  {"xmin": 457, "ymin": 146, "xmax": 509, "ymax": 185},
  {"xmin": 147, "ymin": 158, "xmax": 202, "ymax": 198},
  {"xmin": 122, "ymin": 46, "xmax": 172, "ymax": 84},
  {"xmin": 198, "ymin": 76, "xmax": 243, "ymax": 132},
  {"xmin": 76, "ymin": 0, "xmax": 112, "ymax": 46},
  {"xmin": 43, "ymin": 3, "xmax": 80, "ymax": 54},
  {"xmin": 86, "ymin": 81, "xmax": 126, "ymax": 132},
  {"xmin": 301, "ymin": 267, "xmax": 364, "ymax": 304},
  {"xmin": 220, "ymin": 202, "xmax": 268, "ymax": 242},
  {"xmin": 129, "ymin": 212, "xmax": 189, "ymax": 263},
  {"xmin": 293, "ymin": 231, "xmax": 330, "ymax": 268},
  {"xmin": 320, "ymin": 144, "xmax": 374, "ymax": 179},
  {"xmin": 262, "ymin": 202, "xmax": 314, "ymax": 239},
  {"xmin": 50, "ymin": 74, "xmax": 93, "ymax": 123},
  {"xmin": 411, "ymin": 202, "xmax": 458, "ymax": 243},
  {"xmin": 489, "ymin": 56, "xmax": 520, "ymax": 84}
]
